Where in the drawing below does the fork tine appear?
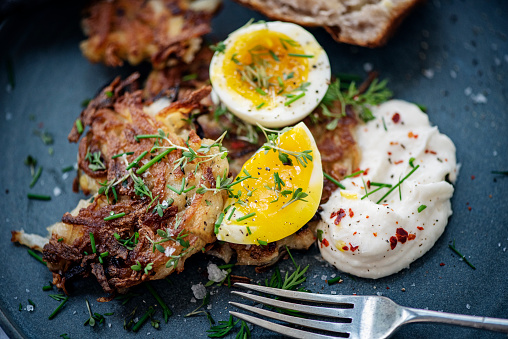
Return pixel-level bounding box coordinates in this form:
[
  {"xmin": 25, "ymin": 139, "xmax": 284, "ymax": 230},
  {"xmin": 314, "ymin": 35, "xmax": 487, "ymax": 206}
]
[
  {"xmin": 232, "ymin": 291, "xmax": 352, "ymax": 319},
  {"xmin": 230, "ymin": 311, "xmax": 339, "ymax": 339},
  {"xmin": 234, "ymin": 283, "xmax": 357, "ymax": 306},
  {"xmin": 230, "ymin": 301, "xmax": 352, "ymax": 334}
]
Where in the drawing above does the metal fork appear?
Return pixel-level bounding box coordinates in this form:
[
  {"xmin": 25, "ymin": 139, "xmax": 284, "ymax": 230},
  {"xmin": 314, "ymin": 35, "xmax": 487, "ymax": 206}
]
[{"xmin": 230, "ymin": 283, "xmax": 508, "ymax": 339}]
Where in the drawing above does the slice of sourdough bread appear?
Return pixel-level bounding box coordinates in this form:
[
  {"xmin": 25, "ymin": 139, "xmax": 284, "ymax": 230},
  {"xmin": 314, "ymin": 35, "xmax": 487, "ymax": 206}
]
[{"xmin": 234, "ymin": 0, "xmax": 424, "ymax": 47}]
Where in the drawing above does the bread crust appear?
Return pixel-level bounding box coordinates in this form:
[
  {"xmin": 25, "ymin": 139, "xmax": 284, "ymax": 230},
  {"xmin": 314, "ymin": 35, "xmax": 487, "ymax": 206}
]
[{"xmin": 233, "ymin": 0, "xmax": 425, "ymax": 47}]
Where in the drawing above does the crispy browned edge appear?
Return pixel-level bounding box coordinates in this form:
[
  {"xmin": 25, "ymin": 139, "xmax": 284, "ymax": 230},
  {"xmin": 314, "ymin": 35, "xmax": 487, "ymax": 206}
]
[{"xmin": 233, "ymin": 0, "xmax": 426, "ymax": 48}]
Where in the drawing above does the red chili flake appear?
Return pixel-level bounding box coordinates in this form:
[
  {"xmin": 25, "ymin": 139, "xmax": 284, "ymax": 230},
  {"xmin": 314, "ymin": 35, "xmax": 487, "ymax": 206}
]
[
  {"xmin": 330, "ymin": 211, "xmax": 338, "ymax": 219},
  {"xmin": 342, "ymin": 245, "xmax": 349, "ymax": 251},
  {"xmin": 392, "ymin": 113, "xmax": 400, "ymax": 123},
  {"xmin": 425, "ymin": 149, "xmax": 437, "ymax": 154},
  {"xmin": 408, "ymin": 131, "xmax": 418, "ymax": 139},
  {"xmin": 439, "ymin": 263, "xmax": 445, "ymax": 266},
  {"xmin": 468, "ymin": 206, "xmax": 472, "ymax": 211},
  {"xmin": 408, "ymin": 234, "xmax": 416, "ymax": 241},
  {"xmin": 394, "ymin": 160, "xmax": 404, "ymax": 165},
  {"xmin": 363, "ymin": 168, "xmax": 369, "ymax": 175},
  {"xmin": 351, "ymin": 169, "xmax": 363, "ymax": 178},
  {"xmin": 366, "ymin": 216, "xmax": 369, "ymax": 219},
  {"xmin": 333, "ymin": 209, "xmax": 346, "ymax": 225},
  {"xmin": 386, "ymin": 286, "xmax": 390, "ymax": 290},
  {"xmin": 417, "ymin": 226, "xmax": 424, "ymax": 231},
  {"xmin": 349, "ymin": 208, "xmax": 354, "ymax": 218},
  {"xmin": 353, "ymin": 232, "xmax": 357, "ymax": 235},
  {"xmin": 390, "ymin": 236, "xmax": 397, "ymax": 250},
  {"xmin": 471, "ymin": 175, "xmax": 475, "ymax": 180},
  {"xmin": 366, "ymin": 180, "xmax": 371, "ymax": 189},
  {"xmin": 349, "ymin": 243, "xmax": 359, "ymax": 252},
  {"xmin": 387, "ymin": 152, "xmax": 392, "ymax": 155},
  {"xmin": 396, "ymin": 228, "xmax": 408, "ymax": 243},
  {"xmin": 321, "ymin": 238, "xmax": 329, "ymax": 247},
  {"xmin": 390, "ymin": 141, "xmax": 399, "ymax": 145},
  {"xmin": 373, "ymin": 232, "xmax": 377, "ymax": 237}
]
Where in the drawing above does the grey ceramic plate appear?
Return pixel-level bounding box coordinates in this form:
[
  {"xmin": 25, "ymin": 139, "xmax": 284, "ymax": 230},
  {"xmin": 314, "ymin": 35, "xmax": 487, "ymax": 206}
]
[{"xmin": 1, "ymin": 1, "xmax": 507, "ymax": 338}]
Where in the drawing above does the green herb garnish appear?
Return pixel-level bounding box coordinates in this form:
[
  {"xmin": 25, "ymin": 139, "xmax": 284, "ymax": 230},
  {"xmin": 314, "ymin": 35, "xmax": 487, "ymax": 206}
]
[
  {"xmin": 48, "ymin": 296, "xmax": 68, "ymax": 320},
  {"xmin": 323, "ymin": 172, "xmax": 346, "ymax": 189},
  {"xmin": 104, "ymin": 212, "xmax": 125, "ymax": 221},
  {"xmin": 146, "ymin": 282, "xmax": 172, "ymax": 323},
  {"xmin": 449, "ymin": 240, "xmax": 476, "ymax": 269},
  {"xmin": 27, "ymin": 249, "xmax": 47, "ymax": 266},
  {"xmin": 27, "ymin": 193, "xmax": 51, "ymax": 201},
  {"xmin": 418, "ymin": 205, "xmax": 427, "ymax": 213}
]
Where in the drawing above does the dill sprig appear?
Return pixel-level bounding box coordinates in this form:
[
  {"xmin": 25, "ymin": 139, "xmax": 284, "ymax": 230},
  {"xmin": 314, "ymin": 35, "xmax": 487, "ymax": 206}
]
[
  {"xmin": 320, "ymin": 77, "xmax": 392, "ymax": 129},
  {"xmin": 449, "ymin": 240, "xmax": 476, "ymax": 269}
]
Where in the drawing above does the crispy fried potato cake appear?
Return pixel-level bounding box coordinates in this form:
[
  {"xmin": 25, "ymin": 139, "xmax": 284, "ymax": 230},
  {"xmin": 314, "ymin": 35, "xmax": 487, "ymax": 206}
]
[
  {"xmin": 40, "ymin": 74, "xmax": 229, "ymax": 294},
  {"xmin": 142, "ymin": 51, "xmax": 361, "ymax": 268},
  {"xmin": 80, "ymin": 0, "xmax": 221, "ymax": 68}
]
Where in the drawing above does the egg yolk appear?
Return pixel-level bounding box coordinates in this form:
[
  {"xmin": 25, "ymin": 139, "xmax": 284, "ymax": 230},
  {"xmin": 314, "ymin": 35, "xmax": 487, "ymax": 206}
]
[
  {"xmin": 231, "ymin": 128, "xmax": 316, "ymax": 240},
  {"xmin": 223, "ymin": 29, "xmax": 309, "ymax": 108}
]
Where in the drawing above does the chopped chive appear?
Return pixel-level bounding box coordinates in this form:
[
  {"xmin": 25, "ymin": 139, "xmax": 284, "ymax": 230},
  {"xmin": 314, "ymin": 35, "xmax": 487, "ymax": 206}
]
[
  {"xmin": 104, "ymin": 312, "xmax": 114, "ymax": 316},
  {"xmin": 236, "ymin": 212, "xmax": 256, "ymax": 222},
  {"xmin": 29, "ymin": 167, "xmax": 43, "ymax": 188},
  {"xmin": 104, "ymin": 212, "xmax": 125, "ymax": 221},
  {"xmin": 182, "ymin": 185, "xmax": 195, "ymax": 193},
  {"xmin": 182, "ymin": 73, "xmax": 198, "ymax": 81},
  {"xmin": 327, "ymin": 276, "xmax": 342, "ymax": 285},
  {"xmin": 256, "ymin": 102, "xmax": 265, "ymax": 109},
  {"xmin": 277, "ymin": 76, "xmax": 284, "ymax": 87},
  {"xmin": 269, "ymin": 50, "xmax": 279, "ymax": 61},
  {"xmin": 317, "ymin": 229, "xmax": 323, "ymax": 242},
  {"xmin": 491, "ymin": 171, "xmax": 508, "ymax": 175},
  {"xmin": 132, "ymin": 307, "xmax": 154, "ymax": 332},
  {"xmin": 323, "ymin": 172, "xmax": 346, "ymax": 189},
  {"xmin": 81, "ymin": 98, "xmax": 91, "ymax": 108},
  {"xmin": 284, "ymin": 92, "xmax": 305, "ymax": 106},
  {"xmin": 28, "ymin": 299, "xmax": 35, "ymax": 307},
  {"xmin": 258, "ymin": 240, "xmax": 267, "ymax": 246},
  {"xmin": 246, "ymin": 226, "xmax": 252, "ymax": 235},
  {"xmin": 287, "ymin": 53, "xmax": 314, "ymax": 58},
  {"xmin": 136, "ymin": 148, "xmax": 174, "ymax": 174},
  {"xmin": 48, "ymin": 296, "xmax": 68, "ymax": 320},
  {"xmin": 382, "ymin": 117, "xmax": 387, "ymax": 131},
  {"xmin": 370, "ymin": 182, "xmax": 392, "ymax": 187},
  {"xmin": 18, "ymin": 303, "xmax": 22, "ymax": 311},
  {"xmin": 111, "ymin": 186, "xmax": 118, "ymax": 202},
  {"xmin": 75, "ymin": 119, "xmax": 83, "ymax": 134},
  {"xmin": 228, "ymin": 207, "xmax": 236, "ymax": 221},
  {"xmin": 418, "ymin": 204, "xmax": 427, "ymax": 213},
  {"xmin": 112, "ymin": 151, "xmax": 134, "ymax": 159},
  {"xmin": 27, "ymin": 193, "xmax": 51, "ymax": 201},
  {"xmin": 61, "ymin": 165, "xmax": 74, "ymax": 173},
  {"xmin": 416, "ymin": 103, "xmax": 427, "ymax": 112},
  {"xmin": 57, "ymin": 238, "xmax": 63, "ymax": 242},
  {"xmin": 42, "ymin": 285, "xmax": 53, "ymax": 291},
  {"xmin": 135, "ymin": 134, "xmax": 162, "ymax": 142},
  {"xmin": 89, "ymin": 233, "xmax": 97, "ymax": 254},
  {"xmin": 145, "ymin": 283, "xmax": 172, "ymax": 322},
  {"xmin": 255, "ymin": 87, "xmax": 267, "ymax": 96},
  {"xmin": 126, "ymin": 151, "xmax": 148, "ymax": 170},
  {"xmin": 344, "ymin": 170, "xmax": 364, "ymax": 179},
  {"xmin": 409, "ymin": 157, "xmax": 415, "ymax": 168},
  {"xmin": 27, "ymin": 249, "xmax": 46, "ymax": 266},
  {"xmin": 100, "ymin": 251, "xmax": 109, "ymax": 258},
  {"xmin": 214, "ymin": 213, "xmax": 224, "ymax": 234},
  {"xmin": 361, "ymin": 185, "xmax": 390, "ymax": 200},
  {"xmin": 105, "ymin": 91, "xmax": 113, "ymax": 98},
  {"xmin": 449, "ymin": 240, "xmax": 475, "ymax": 269},
  {"xmin": 376, "ymin": 165, "xmax": 420, "ymax": 204}
]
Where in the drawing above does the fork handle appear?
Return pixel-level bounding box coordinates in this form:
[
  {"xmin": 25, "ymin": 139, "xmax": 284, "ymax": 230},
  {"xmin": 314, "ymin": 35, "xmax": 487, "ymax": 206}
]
[{"xmin": 404, "ymin": 307, "xmax": 508, "ymax": 333}]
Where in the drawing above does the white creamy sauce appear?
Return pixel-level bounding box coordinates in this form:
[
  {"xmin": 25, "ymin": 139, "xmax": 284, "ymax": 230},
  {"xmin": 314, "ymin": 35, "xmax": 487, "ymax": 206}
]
[{"xmin": 317, "ymin": 100, "xmax": 458, "ymax": 279}]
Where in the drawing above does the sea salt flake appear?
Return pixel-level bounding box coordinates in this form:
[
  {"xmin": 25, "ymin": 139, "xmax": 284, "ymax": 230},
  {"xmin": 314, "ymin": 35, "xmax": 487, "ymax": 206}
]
[
  {"xmin": 376, "ymin": 292, "xmax": 383, "ymax": 296},
  {"xmin": 5, "ymin": 112, "xmax": 12, "ymax": 121},
  {"xmin": 363, "ymin": 63, "xmax": 373, "ymax": 72},
  {"xmin": 466, "ymin": 304, "xmax": 471, "ymax": 310},
  {"xmin": 62, "ymin": 173, "xmax": 69, "ymax": 180},
  {"xmin": 331, "ymin": 291, "xmax": 337, "ymax": 295},
  {"xmin": 191, "ymin": 283, "xmax": 207, "ymax": 300},
  {"xmin": 53, "ymin": 187, "xmax": 62, "ymax": 197},
  {"xmin": 165, "ymin": 247, "xmax": 175, "ymax": 257},
  {"xmin": 27, "ymin": 305, "xmax": 34, "ymax": 312},
  {"xmin": 26, "ymin": 289, "xmax": 30, "ymax": 293},
  {"xmin": 450, "ymin": 70, "xmax": 457, "ymax": 79},
  {"xmin": 321, "ymin": 275, "xmax": 327, "ymax": 281},
  {"xmin": 207, "ymin": 263, "xmax": 228, "ymax": 283},
  {"xmin": 470, "ymin": 93, "xmax": 487, "ymax": 104},
  {"xmin": 422, "ymin": 69, "xmax": 434, "ymax": 79},
  {"xmin": 464, "ymin": 87, "xmax": 472, "ymax": 96}
]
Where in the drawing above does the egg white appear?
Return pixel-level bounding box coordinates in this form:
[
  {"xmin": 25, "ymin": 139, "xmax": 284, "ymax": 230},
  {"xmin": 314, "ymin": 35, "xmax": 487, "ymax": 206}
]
[{"xmin": 210, "ymin": 21, "xmax": 331, "ymax": 128}]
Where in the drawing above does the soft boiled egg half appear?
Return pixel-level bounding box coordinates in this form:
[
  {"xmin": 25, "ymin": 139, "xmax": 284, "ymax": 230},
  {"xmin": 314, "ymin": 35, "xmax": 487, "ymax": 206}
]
[{"xmin": 210, "ymin": 21, "xmax": 331, "ymax": 128}]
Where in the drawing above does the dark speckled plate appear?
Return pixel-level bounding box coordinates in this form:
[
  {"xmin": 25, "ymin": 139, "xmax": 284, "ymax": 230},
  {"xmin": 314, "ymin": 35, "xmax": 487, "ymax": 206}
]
[{"xmin": 0, "ymin": 1, "xmax": 507, "ymax": 338}]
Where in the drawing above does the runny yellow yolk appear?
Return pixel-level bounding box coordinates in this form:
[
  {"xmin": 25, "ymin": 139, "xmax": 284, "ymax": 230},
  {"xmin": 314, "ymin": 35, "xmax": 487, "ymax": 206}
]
[
  {"xmin": 231, "ymin": 128, "xmax": 316, "ymax": 240},
  {"xmin": 222, "ymin": 29, "xmax": 309, "ymax": 107}
]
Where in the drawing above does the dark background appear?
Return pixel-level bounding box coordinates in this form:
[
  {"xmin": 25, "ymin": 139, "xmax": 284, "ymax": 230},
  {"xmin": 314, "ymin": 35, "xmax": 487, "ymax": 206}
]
[{"xmin": 0, "ymin": 0, "xmax": 507, "ymax": 338}]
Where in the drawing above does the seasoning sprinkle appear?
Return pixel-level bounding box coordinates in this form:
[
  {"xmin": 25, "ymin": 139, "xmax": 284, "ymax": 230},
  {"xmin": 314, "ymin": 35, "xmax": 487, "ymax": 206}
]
[
  {"xmin": 29, "ymin": 167, "xmax": 43, "ymax": 188},
  {"xmin": 323, "ymin": 172, "xmax": 346, "ymax": 189},
  {"xmin": 136, "ymin": 148, "xmax": 174, "ymax": 174},
  {"xmin": 448, "ymin": 240, "xmax": 476, "ymax": 269},
  {"xmin": 27, "ymin": 249, "xmax": 46, "ymax": 266},
  {"xmin": 112, "ymin": 151, "xmax": 134, "ymax": 159},
  {"xmin": 236, "ymin": 212, "xmax": 256, "ymax": 222},
  {"xmin": 287, "ymin": 53, "xmax": 314, "ymax": 58},
  {"xmin": 125, "ymin": 151, "xmax": 148, "ymax": 170},
  {"xmin": 327, "ymin": 276, "xmax": 342, "ymax": 285},
  {"xmin": 418, "ymin": 205, "xmax": 427, "ymax": 213},
  {"xmin": 284, "ymin": 92, "xmax": 305, "ymax": 106},
  {"xmin": 27, "ymin": 193, "xmax": 51, "ymax": 201},
  {"xmin": 48, "ymin": 296, "xmax": 69, "ymax": 320}
]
